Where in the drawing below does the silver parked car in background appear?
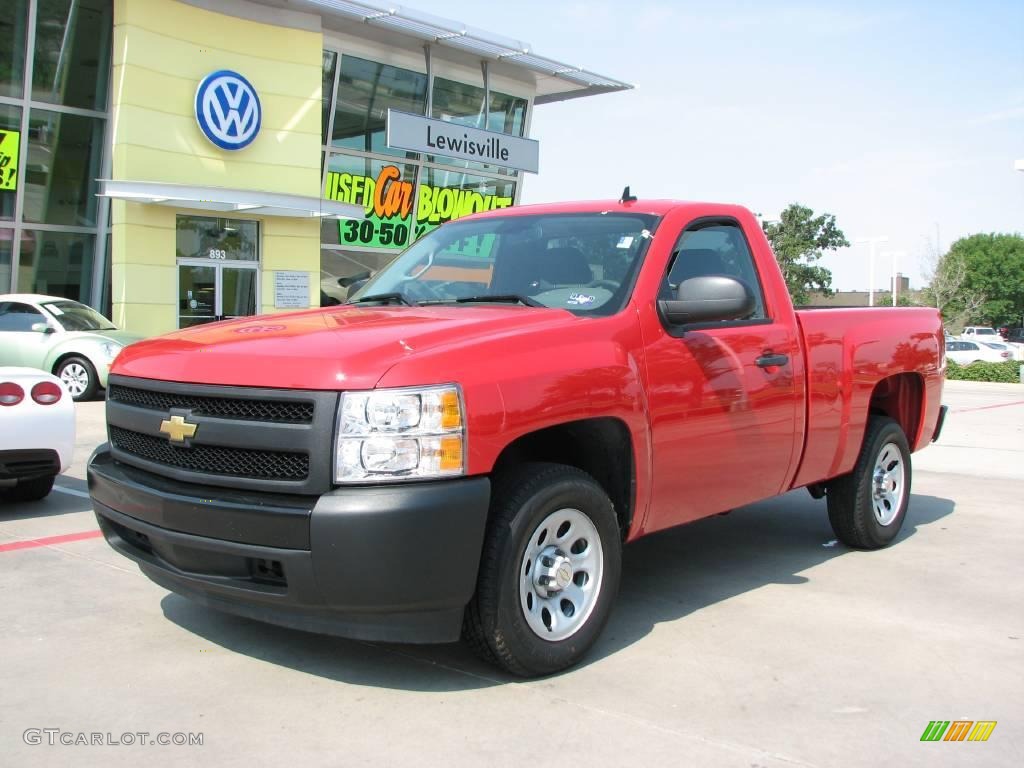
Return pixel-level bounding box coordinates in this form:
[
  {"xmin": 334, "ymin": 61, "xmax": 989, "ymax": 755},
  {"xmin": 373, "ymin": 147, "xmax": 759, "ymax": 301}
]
[{"xmin": 0, "ymin": 295, "xmax": 143, "ymax": 401}]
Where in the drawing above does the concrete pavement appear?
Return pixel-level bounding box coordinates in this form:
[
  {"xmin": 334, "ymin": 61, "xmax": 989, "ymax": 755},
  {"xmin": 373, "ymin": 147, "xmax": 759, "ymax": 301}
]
[{"xmin": 1, "ymin": 381, "xmax": 1021, "ymax": 766}]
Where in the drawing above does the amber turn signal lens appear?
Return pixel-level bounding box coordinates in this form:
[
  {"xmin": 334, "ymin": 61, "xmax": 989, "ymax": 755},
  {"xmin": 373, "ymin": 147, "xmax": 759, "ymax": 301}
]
[
  {"xmin": 438, "ymin": 436, "xmax": 463, "ymax": 472},
  {"xmin": 440, "ymin": 390, "xmax": 462, "ymax": 430}
]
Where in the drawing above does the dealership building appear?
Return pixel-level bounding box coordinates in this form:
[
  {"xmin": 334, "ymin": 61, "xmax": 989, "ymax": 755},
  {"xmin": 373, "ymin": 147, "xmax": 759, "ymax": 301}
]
[{"xmin": 0, "ymin": 0, "xmax": 629, "ymax": 336}]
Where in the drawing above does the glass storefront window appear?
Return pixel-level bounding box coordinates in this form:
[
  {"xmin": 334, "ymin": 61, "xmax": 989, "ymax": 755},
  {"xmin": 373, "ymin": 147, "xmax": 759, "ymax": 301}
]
[
  {"xmin": 17, "ymin": 229, "xmax": 95, "ymax": 302},
  {"xmin": 32, "ymin": 0, "xmax": 112, "ymax": 110},
  {"xmin": 429, "ymin": 78, "xmax": 526, "ymax": 175},
  {"xmin": 322, "ymin": 153, "xmax": 419, "ymax": 249},
  {"xmin": 321, "ymin": 50, "xmax": 337, "ymax": 146},
  {"xmin": 431, "ymin": 79, "xmax": 527, "ymax": 135},
  {"xmin": 331, "ymin": 55, "xmax": 427, "ymax": 157},
  {"xmin": 432, "ymin": 77, "xmax": 485, "ymax": 128},
  {"xmin": 320, "ymin": 247, "xmax": 395, "ymax": 304},
  {"xmin": 0, "ymin": 1, "xmax": 28, "ymax": 98},
  {"xmin": 417, "ymin": 167, "xmax": 516, "ymax": 240},
  {"xmin": 487, "ymin": 90, "xmax": 527, "ymax": 136},
  {"xmin": 23, "ymin": 109, "xmax": 104, "ymax": 226},
  {"xmin": 1, "ymin": 104, "xmax": 22, "ymax": 221},
  {"xmin": 176, "ymin": 216, "xmax": 259, "ymax": 261},
  {"xmin": 0, "ymin": 228, "xmax": 13, "ymax": 291}
]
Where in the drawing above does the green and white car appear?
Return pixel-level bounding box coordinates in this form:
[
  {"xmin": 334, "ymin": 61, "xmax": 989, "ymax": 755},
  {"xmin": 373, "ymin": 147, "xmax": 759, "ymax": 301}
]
[{"xmin": 0, "ymin": 294, "xmax": 143, "ymax": 401}]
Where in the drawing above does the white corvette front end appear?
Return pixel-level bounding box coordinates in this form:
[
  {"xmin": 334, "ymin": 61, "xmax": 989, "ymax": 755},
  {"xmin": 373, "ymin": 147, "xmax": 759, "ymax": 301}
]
[{"xmin": 0, "ymin": 367, "xmax": 75, "ymax": 501}]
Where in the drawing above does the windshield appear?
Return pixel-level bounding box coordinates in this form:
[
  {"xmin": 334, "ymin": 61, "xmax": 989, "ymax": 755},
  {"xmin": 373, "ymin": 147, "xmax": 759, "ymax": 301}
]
[
  {"xmin": 974, "ymin": 328, "xmax": 996, "ymax": 335},
  {"xmin": 349, "ymin": 212, "xmax": 659, "ymax": 316},
  {"xmin": 42, "ymin": 300, "xmax": 117, "ymax": 331}
]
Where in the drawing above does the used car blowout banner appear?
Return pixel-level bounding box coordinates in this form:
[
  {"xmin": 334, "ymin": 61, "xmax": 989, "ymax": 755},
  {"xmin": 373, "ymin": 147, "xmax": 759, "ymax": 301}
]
[{"xmin": 324, "ymin": 164, "xmax": 513, "ymax": 249}]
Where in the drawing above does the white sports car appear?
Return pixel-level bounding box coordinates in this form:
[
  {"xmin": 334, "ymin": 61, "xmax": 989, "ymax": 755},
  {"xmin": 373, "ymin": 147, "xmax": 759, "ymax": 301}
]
[{"xmin": 0, "ymin": 367, "xmax": 75, "ymax": 502}]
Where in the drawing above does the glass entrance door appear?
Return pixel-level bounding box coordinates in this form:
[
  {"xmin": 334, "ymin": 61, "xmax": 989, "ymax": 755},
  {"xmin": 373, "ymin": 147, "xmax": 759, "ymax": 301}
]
[
  {"xmin": 176, "ymin": 214, "xmax": 259, "ymax": 328},
  {"xmin": 178, "ymin": 262, "xmax": 257, "ymax": 328}
]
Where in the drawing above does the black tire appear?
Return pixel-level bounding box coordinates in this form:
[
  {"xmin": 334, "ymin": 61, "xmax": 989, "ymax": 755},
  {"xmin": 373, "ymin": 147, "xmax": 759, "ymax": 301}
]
[
  {"xmin": 55, "ymin": 355, "xmax": 98, "ymax": 401},
  {"xmin": 8, "ymin": 475, "xmax": 56, "ymax": 502},
  {"xmin": 463, "ymin": 463, "xmax": 622, "ymax": 677},
  {"xmin": 826, "ymin": 416, "xmax": 911, "ymax": 549}
]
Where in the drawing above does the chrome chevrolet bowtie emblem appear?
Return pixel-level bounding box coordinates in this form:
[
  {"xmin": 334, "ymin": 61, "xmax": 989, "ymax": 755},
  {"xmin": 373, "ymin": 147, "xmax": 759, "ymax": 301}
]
[{"xmin": 159, "ymin": 414, "xmax": 198, "ymax": 443}]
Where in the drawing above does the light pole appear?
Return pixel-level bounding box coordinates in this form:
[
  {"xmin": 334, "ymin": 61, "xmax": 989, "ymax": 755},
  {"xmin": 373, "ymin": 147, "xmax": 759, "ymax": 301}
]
[
  {"xmin": 856, "ymin": 236, "xmax": 889, "ymax": 306},
  {"xmin": 880, "ymin": 250, "xmax": 906, "ymax": 306}
]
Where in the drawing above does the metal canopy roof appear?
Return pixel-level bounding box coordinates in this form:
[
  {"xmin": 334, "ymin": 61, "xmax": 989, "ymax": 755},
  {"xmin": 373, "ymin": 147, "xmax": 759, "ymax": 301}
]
[
  {"xmin": 293, "ymin": 0, "xmax": 633, "ymax": 104},
  {"xmin": 98, "ymin": 180, "xmax": 364, "ymax": 220}
]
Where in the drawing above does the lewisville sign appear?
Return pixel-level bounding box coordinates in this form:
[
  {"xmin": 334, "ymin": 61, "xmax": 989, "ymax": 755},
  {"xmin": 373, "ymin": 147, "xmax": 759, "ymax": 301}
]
[{"xmin": 386, "ymin": 109, "xmax": 539, "ymax": 174}]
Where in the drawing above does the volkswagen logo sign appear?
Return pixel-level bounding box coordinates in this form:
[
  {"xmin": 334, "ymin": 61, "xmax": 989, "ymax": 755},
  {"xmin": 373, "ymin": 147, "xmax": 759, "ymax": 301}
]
[{"xmin": 195, "ymin": 70, "xmax": 262, "ymax": 151}]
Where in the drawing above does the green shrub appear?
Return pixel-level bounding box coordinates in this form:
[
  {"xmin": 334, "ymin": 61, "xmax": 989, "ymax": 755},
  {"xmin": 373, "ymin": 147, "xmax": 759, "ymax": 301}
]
[{"xmin": 947, "ymin": 360, "xmax": 1022, "ymax": 383}]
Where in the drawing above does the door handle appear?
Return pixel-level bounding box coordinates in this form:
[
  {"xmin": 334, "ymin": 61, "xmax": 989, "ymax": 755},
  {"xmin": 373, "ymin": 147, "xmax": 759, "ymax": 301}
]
[{"xmin": 756, "ymin": 353, "xmax": 789, "ymax": 368}]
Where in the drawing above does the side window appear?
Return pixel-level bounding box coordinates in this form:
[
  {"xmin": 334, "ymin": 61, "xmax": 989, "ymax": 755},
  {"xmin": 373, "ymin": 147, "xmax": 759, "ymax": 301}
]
[
  {"xmin": 0, "ymin": 302, "xmax": 47, "ymax": 332},
  {"xmin": 659, "ymin": 222, "xmax": 766, "ymax": 319}
]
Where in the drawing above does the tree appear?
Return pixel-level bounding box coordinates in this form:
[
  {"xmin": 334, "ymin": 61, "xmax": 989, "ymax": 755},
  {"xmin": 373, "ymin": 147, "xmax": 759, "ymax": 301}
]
[
  {"xmin": 761, "ymin": 204, "xmax": 849, "ymax": 305},
  {"xmin": 944, "ymin": 233, "xmax": 1024, "ymax": 328},
  {"xmin": 919, "ymin": 238, "xmax": 985, "ymax": 332}
]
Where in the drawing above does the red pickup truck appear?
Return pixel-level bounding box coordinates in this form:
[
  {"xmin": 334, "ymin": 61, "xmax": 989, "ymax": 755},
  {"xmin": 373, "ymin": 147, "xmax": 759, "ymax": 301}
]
[{"xmin": 89, "ymin": 199, "xmax": 947, "ymax": 676}]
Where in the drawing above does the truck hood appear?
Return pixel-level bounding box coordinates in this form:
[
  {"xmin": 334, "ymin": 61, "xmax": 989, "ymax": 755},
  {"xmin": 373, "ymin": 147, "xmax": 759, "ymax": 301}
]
[{"xmin": 112, "ymin": 305, "xmax": 578, "ymax": 389}]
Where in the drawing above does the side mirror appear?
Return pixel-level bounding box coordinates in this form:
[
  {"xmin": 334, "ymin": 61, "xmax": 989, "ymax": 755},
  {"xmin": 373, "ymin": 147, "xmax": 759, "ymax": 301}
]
[
  {"xmin": 338, "ymin": 270, "xmax": 371, "ymax": 288},
  {"xmin": 658, "ymin": 275, "xmax": 756, "ymax": 326},
  {"xmin": 31, "ymin": 322, "xmax": 55, "ymax": 335}
]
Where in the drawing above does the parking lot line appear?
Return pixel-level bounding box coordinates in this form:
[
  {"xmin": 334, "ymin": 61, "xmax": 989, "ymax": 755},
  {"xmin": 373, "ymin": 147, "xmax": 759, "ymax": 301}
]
[
  {"xmin": 0, "ymin": 530, "xmax": 103, "ymax": 553},
  {"xmin": 952, "ymin": 399, "xmax": 1024, "ymax": 414}
]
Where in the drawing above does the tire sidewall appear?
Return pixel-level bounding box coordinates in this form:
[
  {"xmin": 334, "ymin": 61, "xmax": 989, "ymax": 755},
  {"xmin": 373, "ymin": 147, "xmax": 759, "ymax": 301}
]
[
  {"xmin": 493, "ymin": 474, "xmax": 621, "ymax": 675},
  {"xmin": 859, "ymin": 421, "xmax": 912, "ymax": 546},
  {"xmin": 57, "ymin": 356, "xmax": 97, "ymax": 401}
]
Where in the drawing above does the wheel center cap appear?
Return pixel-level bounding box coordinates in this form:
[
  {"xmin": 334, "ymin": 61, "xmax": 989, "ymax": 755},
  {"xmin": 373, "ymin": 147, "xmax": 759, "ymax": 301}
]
[{"xmin": 534, "ymin": 547, "xmax": 573, "ymax": 597}]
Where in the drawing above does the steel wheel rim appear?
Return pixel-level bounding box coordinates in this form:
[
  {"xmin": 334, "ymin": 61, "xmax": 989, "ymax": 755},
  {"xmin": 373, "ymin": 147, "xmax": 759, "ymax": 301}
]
[
  {"xmin": 871, "ymin": 442, "xmax": 904, "ymax": 526},
  {"xmin": 60, "ymin": 363, "xmax": 89, "ymax": 396},
  {"xmin": 519, "ymin": 507, "xmax": 604, "ymax": 642}
]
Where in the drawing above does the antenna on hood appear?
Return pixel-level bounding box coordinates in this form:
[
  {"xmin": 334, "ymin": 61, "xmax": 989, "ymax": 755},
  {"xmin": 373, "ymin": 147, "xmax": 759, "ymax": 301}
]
[{"xmin": 620, "ymin": 186, "xmax": 637, "ymax": 203}]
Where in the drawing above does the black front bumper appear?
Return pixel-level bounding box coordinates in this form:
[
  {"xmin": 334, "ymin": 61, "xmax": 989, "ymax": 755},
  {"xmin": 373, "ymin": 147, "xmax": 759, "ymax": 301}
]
[{"xmin": 89, "ymin": 446, "xmax": 491, "ymax": 643}]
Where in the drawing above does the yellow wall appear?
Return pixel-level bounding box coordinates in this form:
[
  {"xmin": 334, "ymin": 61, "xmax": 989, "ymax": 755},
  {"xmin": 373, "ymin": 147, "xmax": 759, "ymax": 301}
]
[{"xmin": 111, "ymin": 0, "xmax": 322, "ymax": 336}]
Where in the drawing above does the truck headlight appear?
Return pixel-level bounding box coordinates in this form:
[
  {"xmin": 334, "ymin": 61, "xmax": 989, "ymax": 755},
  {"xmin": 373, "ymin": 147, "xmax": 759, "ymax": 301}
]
[{"xmin": 334, "ymin": 384, "xmax": 465, "ymax": 483}]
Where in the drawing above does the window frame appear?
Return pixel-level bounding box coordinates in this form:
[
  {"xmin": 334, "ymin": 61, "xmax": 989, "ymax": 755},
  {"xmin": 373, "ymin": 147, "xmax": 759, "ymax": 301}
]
[{"xmin": 658, "ymin": 216, "xmax": 772, "ymax": 336}]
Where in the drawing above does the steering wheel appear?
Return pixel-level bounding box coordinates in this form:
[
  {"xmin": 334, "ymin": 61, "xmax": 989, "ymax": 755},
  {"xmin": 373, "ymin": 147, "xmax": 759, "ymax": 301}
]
[{"xmin": 587, "ymin": 280, "xmax": 619, "ymax": 291}]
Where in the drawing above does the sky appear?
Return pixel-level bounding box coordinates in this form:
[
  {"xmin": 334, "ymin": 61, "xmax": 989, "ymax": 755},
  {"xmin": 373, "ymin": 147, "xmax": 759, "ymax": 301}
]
[{"xmin": 425, "ymin": 0, "xmax": 1024, "ymax": 291}]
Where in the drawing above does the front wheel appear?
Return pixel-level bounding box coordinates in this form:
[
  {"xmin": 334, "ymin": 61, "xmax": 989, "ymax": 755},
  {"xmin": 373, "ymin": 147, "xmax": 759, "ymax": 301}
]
[
  {"xmin": 56, "ymin": 356, "xmax": 98, "ymax": 401},
  {"xmin": 463, "ymin": 463, "xmax": 622, "ymax": 677},
  {"xmin": 826, "ymin": 416, "xmax": 911, "ymax": 549}
]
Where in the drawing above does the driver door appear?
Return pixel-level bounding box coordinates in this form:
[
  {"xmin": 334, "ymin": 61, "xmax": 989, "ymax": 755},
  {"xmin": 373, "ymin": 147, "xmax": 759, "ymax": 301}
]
[{"xmin": 0, "ymin": 301, "xmax": 57, "ymax": 369}]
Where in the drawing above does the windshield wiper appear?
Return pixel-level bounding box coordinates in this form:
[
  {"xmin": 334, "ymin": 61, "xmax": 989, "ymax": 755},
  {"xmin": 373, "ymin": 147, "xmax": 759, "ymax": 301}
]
[
  {"xmin": 431, "ymin": 294, "xmax": 543, "ymax": 307},
  {"xmin": 347, "ymin": 292, "xmax": 416, "ymax": 307}
]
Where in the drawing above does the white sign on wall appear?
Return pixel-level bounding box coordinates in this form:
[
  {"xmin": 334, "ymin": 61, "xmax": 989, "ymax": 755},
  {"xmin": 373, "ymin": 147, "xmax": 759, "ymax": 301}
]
[
  {"xmin": 274, "ymin": 271, "xmax": 310, "ymax": 308},
  {"xmin": 386, "ymin": 109, "xmax": 539, "ymax": 174}
]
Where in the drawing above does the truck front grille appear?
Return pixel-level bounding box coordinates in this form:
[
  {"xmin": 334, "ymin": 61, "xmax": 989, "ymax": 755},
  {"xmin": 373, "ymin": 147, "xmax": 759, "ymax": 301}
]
[
  {"xmin": 108, "ymin": 384, "xmax": 314, "ymax": 424},
  {"xmin": 109, "ymin": 426, "xmax": 310, "ymax": 481}
]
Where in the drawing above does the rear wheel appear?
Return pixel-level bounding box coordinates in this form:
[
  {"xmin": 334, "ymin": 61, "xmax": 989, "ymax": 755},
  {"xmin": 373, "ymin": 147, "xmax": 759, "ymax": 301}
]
[
  {"xmin": 464, "ymin": 463, "xmax": 622, "ymax": 677},
  {"xmin": 7, "ymin": 475, "xmax": 56, "ymax": 502},
  {"xmin": 56, "ymin": 356, "xmax": 98, "ymax": 401},
  {"xmin": 826, "ymin": 416, "xmax": 911, "ymax": 549}
]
